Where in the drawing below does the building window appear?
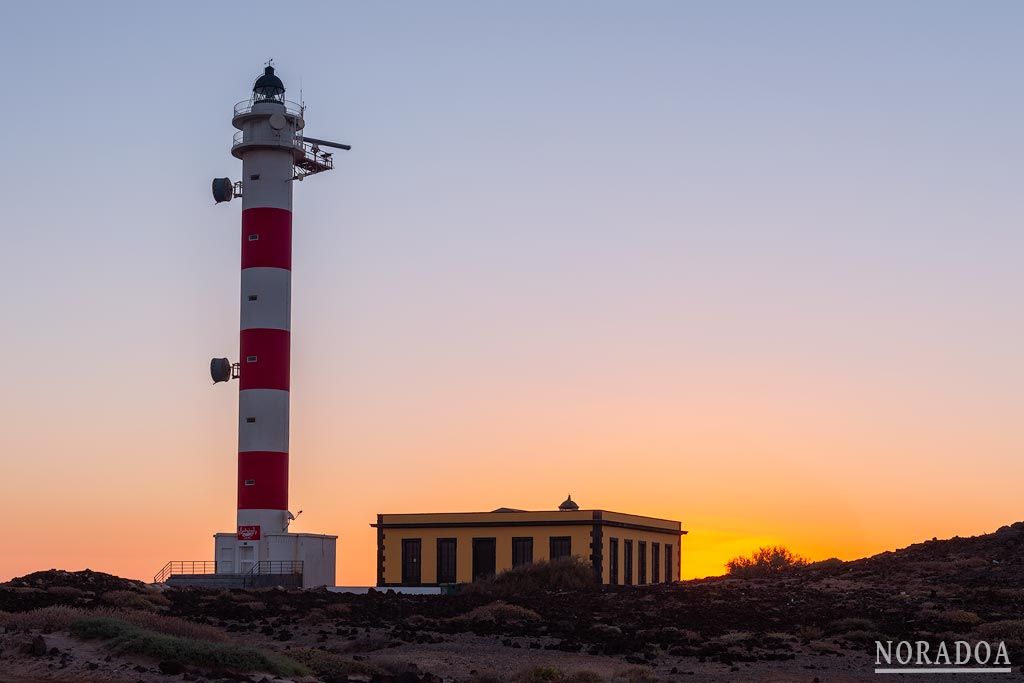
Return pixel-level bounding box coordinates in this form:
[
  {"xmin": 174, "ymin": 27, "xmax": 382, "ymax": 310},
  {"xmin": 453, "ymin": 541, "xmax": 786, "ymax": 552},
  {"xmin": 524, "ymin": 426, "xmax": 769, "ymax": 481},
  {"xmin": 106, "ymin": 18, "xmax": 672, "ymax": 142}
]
[
  {"xmin": 401, "ymin": 539, "xmax": 421, "ymax": 585},
  {"xmin": 665, "ymin": 544, "xmax": 673, "ymax": 582},
  {"xmin": 652, "ymin": 543, "xmax": 661, "ymax": 583},
  {"xmin": 609, "ymin": 538, "xmax": 619, "ymax": 585},
  {"xmin": 624, "ymin": 540, "xmax": 633, "ymax": 585},
  {"xmin": 248, "ymin": 294, "xmax": 258, "ymax": 301},
  {"xmin": 638, "ymin": 541, "xmax": 647, "ymax": 585},
  {"xmin": 512, "ymin": 537, "xmax": 533, "ymax": 567},
  {"xmin": 246, "ymin": 355, "xmax": 258, "ymax": 363},
  {"xmin": 437, "ymin": 538, "xmax": 457, "ymax": 584},
  {"xmin": 472, "ymin": 538, "xmax": 496, "ymax": 580},
  {"xmin": 248, "ymin": 234, "xmax": 259, "ymax": 241},
  {"xmin": 549, "ymin": 536, "xmax": 571, "ymax": 561},
  {"xmin": 245, "ymin": 417, "xmax": 256, "ymax": 423}
]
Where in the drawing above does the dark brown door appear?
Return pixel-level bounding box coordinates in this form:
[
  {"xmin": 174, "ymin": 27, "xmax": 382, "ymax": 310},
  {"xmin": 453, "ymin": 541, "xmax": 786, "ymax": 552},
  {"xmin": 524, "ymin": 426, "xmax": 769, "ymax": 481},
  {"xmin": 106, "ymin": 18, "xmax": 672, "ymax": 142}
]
[
  {"xmin": 436, "ymin": 538, "xmax": 457, "ymax": 584},
  {"xmin": 401, "ymin": 539, "xmax": 421, "ymax": 585},
  {"xmin": 472, "ymin": 538, "xmax": 496, "ymax": 580},
  {"xmin": 665, "ymin": 544, "xmax": 673, "ymax": 582},
  {"xmin": 638, "ymin": 541, "xmax": 647, "ymax": 585},
  {"xmin": 512, "ymin": 537, "xmax": 533, "ymax": 567},
  {"xmin": 624, "ymin": 540, "xmax": 633, "ymax": 585},
  {"xmin": 609, "ymin": 538, "xmax": 619, "ymax": 585},
  {"xmin": 549, "ymin": 536, "xmax": 572, "ymax": 561},
  {"xmin": 652, "ymin": 543, "xmax": 661, "ymax": 583}
]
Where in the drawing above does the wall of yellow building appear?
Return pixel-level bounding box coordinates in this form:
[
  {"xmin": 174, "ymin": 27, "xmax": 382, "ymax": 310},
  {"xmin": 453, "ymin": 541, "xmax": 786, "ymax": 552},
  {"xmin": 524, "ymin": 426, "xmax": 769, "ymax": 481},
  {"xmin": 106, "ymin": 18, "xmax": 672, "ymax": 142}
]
[{"xmin": 381, "ymin": 524, "xmax": 594, "ymax": 584}]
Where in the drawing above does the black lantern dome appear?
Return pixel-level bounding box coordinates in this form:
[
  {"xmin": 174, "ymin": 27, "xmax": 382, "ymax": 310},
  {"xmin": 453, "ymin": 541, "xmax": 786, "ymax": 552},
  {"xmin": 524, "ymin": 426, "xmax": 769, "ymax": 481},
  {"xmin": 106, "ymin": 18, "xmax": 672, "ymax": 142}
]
[
  {"xmin": 253, "ymin": 66, "xmax": 285, "ymax": 103},
  {"xmin": 558, "ymin": 494, "xmax": 579, "ymax": 511}
]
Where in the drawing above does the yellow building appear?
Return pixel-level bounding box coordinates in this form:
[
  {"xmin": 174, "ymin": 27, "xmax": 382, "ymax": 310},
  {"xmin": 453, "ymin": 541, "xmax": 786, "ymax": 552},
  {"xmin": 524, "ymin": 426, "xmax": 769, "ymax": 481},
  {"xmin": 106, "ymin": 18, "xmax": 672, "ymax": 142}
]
[{"xmin": 373, "ymin": 496, "xmax": 686, "ymax": 586}]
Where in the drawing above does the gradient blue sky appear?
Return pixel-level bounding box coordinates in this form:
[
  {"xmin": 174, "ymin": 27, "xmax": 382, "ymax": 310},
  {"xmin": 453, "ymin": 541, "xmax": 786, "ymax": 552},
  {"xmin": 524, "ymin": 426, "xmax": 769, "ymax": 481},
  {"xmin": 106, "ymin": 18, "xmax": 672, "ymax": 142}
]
[{"xmin": 1, "ymin": 2, "xmax": 1021, "ymax": 583}]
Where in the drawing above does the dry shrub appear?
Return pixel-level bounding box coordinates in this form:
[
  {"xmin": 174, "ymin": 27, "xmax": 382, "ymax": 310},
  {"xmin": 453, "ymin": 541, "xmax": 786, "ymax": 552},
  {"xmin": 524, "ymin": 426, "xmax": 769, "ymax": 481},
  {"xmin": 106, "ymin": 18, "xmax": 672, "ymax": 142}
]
[
  {"xmin": 403, "ymin": 614, "xmax": 433, "ymax": 629},
  {"xmin": 726, "ymin": 546, "xmax": 809, "ymax": 577},
  {"xmin": 977, "ymin": 620, "xmax": 1024, "ymax": 641},
  {"xmin": 456, "ymin": 601, "xmax": 541, "ymax": 624},
  {"xmin": 940, "ymin": 609, "xmax": 982, "ymax": 627},
  {"xmin": 0, "ymin": 605, "xmax": 88, "ymax": 631},
  {"xmin": 300, "ymin": 608, "xmax": 328, "ymax": 624},
  {"xmin": 469, "ymin": 557, "xmax": 597, "ymax": 595},
  {"xmin": 952, "ymin": 557, "xmax": 988, "ymax": 569},
  {"xmin": 101, "ymin": 590, "xmax": 163, "ymax": 611},
  {"xmin": 796, "ymin": 625, "xmax": 824, "ymax": 640},
  {"xmin": 0, "ymin": 606, "xmax": 227, "ymax": 643},
  {"xmin": 842, "ymin": 629, "xmax": 883, "ymax": 643},
  {"xmin": 467, "ymin": 674, "xmax": 505, "ymax": 683},
  {"xmin": 564, "ymin": 673, "xmax": 603, "ymax": 683},
  {"xmin": 45, "ymin": 586, "xmax": 84, "ymax": 598},
  {"xmin": 326, "ymin": 602, "xmax": 351, "ymax": 615},
  {"xmin": 713, "ymin": 631, "xmax": 753, "ymax": 645},
  {"xmin": 611, "ymin": 667, "xmax": 658, "ymax": 683},
  {"xmin": 288, "ymin": 647, "xmax": 382, "ymax": 677},
  {"xmin": 517, "ymin": 667, "xmax": 564, "ymax": 682},
  {"xmin": 828, "ymin": 617, "xmax": 877, "ymax": 634},
  {"xmin": 918, "ymin": 608, "xmax": 982, "ymax": 628}
]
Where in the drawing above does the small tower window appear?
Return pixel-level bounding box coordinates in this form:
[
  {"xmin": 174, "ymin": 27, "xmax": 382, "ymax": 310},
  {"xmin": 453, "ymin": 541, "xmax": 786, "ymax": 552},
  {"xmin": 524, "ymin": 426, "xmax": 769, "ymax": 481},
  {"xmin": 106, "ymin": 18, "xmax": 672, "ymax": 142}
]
[
  {"xmin": 249, "ymin": 174, "xmax": 260, "ymax": 181},
  {"xmin": 244, "ymin": 479, "xmax": 255, "ymax": 486},
  {"xmin": 246, "ymin": 355, "xmax": 258, "ymax": 363},
  {"xmin": 248, "ymin": 295, "xmax": 258, "ymax": 302},
  {"xmin": 248, "ymin": 234, "xmax": 259, "ymax": 241},
  {"xmin": 245, "ymin": 417, "xmax": 256, "ymax": 423}
]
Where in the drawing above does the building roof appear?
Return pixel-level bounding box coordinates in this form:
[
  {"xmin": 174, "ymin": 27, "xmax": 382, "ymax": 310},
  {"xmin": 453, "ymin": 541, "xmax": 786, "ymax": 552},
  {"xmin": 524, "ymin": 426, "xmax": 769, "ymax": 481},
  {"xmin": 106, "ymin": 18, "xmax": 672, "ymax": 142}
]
[{"xmin": 373, "ymin": 508, "xmax": 686, "ymax": 535}]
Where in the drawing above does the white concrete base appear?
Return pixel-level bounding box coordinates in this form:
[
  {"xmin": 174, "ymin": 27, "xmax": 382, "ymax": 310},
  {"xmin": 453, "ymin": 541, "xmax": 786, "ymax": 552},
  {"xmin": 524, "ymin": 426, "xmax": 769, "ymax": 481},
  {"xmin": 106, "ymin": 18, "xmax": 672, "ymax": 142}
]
[
  {"xmin": 214, "ymin": 531, "xmax": 337, "ymax": 588},
  {"xmin": 327, "ymin": 586, "xmax": 442, "ymax": 595}
]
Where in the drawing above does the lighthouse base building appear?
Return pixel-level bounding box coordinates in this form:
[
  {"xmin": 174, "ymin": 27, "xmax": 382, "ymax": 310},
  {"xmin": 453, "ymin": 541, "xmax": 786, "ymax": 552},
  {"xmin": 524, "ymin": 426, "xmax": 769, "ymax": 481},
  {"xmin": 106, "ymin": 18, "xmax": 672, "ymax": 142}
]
[
  {"xmin": 213, "ymin": 531, "xmax": 336, "ymax": 589},
  {"xmin": 154, "ymin": 65, "xmax": 343, "ymax": 589}
]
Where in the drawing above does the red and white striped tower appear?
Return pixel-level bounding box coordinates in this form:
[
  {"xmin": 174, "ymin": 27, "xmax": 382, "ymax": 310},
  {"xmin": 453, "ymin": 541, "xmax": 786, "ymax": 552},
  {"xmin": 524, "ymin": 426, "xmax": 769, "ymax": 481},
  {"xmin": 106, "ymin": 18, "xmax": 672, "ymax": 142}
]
[
  {"xmin": 210, "ymin": 65, "xmax": 343, "ymax": 576},
  {"xmin": 231, "ymin": 66, "xmax": 297, "ymax": 539}
]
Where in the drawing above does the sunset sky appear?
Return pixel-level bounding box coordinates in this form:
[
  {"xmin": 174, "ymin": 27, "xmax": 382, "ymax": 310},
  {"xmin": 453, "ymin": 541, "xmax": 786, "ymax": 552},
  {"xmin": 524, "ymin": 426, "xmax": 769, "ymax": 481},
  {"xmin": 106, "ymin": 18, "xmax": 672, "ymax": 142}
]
[{"xmin": 1, "ymin": 2, "xmax": 1022, "ymax": 585}]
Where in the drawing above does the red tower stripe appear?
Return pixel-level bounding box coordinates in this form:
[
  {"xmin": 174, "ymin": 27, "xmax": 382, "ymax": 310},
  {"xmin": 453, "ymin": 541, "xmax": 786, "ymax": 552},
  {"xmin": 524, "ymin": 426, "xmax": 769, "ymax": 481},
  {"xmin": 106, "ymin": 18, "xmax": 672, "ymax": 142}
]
[
  {"xmin": 238, "ymin": 451, "xmax": 289, "ymax": 509},
  {"xmin": 241, "ymin": 207, "xmax": 292, "ymax": 270},
  {"xmin": 239, "ymin": 329, "xmax": 290, "ymax": 390}
]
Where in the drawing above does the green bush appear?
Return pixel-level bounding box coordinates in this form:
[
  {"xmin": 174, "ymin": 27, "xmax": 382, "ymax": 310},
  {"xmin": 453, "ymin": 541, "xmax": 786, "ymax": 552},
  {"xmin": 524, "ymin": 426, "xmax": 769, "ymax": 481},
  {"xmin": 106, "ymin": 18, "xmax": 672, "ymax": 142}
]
[
  {"xmin": 469, "ymin": 557, "xmax": 597, "ymax": 595},
  {"xmin": 70, "ymin": 616, "xmax": 307, "ymax": 675},
  {"xmin": 726, "ymin": 546, "xmax": 809, "ymax": 577}
]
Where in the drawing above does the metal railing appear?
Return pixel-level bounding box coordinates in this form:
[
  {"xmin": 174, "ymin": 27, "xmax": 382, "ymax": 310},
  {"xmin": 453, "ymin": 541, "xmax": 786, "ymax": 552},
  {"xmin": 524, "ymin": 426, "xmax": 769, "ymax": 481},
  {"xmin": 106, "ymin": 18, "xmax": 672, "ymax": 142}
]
[
  {"xmin": 243, "ymin": 561, "xmax": 303, "ymax": 588},
  {"xmin": 154, "ymin": 561, "xmax": 216, "ymax": 584},
  {"xmin": 234, "ymin": 98, "xmax": 303, "ymax": 117}
]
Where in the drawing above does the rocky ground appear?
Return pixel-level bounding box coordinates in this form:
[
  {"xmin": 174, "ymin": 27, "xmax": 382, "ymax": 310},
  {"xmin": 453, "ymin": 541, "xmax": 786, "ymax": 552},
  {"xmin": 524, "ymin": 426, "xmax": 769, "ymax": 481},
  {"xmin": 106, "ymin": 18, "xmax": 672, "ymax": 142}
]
[{"xmin": 4, "ymin": 523, "xmax": 1024, "ymax": 682}]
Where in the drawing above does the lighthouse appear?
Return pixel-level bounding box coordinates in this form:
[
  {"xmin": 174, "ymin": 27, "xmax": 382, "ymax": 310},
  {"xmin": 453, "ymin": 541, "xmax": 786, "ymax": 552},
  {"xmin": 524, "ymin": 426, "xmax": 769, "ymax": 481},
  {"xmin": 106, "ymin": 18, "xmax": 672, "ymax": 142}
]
[{"xmin": 174, "ymin": 64, "xmax": 346, "ymax": 589}]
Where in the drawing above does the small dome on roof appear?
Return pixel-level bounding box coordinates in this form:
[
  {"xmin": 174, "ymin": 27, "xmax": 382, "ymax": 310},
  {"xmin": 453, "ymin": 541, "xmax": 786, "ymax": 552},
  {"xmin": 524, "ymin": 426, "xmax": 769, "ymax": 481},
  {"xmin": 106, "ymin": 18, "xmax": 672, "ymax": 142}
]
[
  {"xmin": 253, "ymin": 65, "xmax": 285, "ymax": 101},
  {"xmin": 558, "ymin": 494, "xmax": 579, "ymax": 511}
]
